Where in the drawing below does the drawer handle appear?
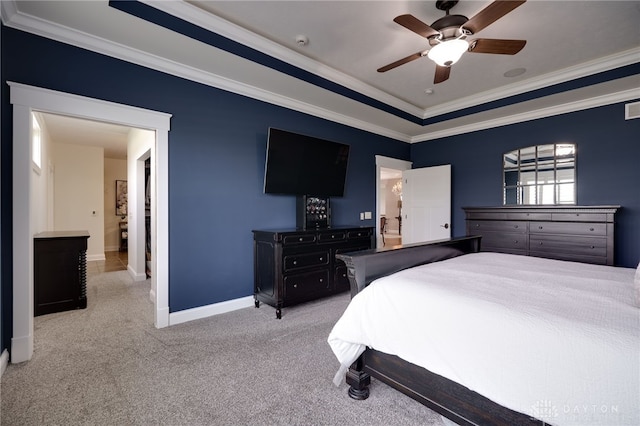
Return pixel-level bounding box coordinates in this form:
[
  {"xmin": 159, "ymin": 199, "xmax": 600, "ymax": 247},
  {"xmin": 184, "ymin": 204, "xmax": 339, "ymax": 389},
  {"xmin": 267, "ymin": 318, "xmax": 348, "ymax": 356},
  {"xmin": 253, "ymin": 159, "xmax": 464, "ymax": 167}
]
[
  {"xmin": 538, "ymin": 226, "xmax": 543, "ymax": 230},
  {"xmin": 591, "ymin": 245, "xmax": 595, "ymax": 249},
  {"xmin": 293, "ymin": 261, "xmax": 297, "ymax": 265},
  {"xmin": 514, "ymin": 240, "xmax": 518, "ymax": 244},
  {"xmin": 299, "ymin": 237, "xmax": 303, "ymax": 242},
  {"xmin": 475, "ymin": 224, "xmax": 480, "ymax": 228},
  {"xmin": 332, "ymin": 235, "xmax": 335, "ymax": 238},
  {"xmin": 539, "ymin": 242, "xmax": 543, "ymax": 245},
  {"xmin": 589, "ymin": 228, "xmax": 594, "ymax": 232},
  {"xmin": 319, "ymin": 257, "xmax": 324, "ymax": 261},
  {"xmin": 319, "ymin": 278, "xmax": 323, "ymax": 283},
  {"xmin": 293, "ymin": 284, "xmax": 297, "ymax": 288},
  {"xmin": 514, "ymin": 225, "xmax": 518, "ymax": 229}
]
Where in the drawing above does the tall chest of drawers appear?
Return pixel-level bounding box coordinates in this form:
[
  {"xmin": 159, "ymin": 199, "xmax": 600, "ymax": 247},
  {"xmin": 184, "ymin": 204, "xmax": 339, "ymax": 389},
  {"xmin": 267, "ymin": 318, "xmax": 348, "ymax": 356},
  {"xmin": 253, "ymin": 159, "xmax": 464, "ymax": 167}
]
[
  {"xmin": 463, "ymin": 206, "xmax": 619, "ymax": 265},
  {"xmin": 253, "ymin": 226, "xmax": 374, "ymax": 318}
]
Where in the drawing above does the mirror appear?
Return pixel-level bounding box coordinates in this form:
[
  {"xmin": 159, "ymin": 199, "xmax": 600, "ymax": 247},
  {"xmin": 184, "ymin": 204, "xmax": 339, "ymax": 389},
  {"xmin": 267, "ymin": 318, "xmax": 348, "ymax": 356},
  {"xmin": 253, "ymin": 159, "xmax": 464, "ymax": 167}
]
[{"xmin": 503, "ymin": 144, "xmax": 575, "ymax": 205}]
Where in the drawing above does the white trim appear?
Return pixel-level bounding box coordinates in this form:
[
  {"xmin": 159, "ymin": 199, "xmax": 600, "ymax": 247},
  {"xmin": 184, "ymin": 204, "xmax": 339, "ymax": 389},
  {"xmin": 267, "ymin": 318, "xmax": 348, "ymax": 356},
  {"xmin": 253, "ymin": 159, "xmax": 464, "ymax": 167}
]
[
  {"xmin": 412, "ymin": 81, "xmax": 640, "ymax": 142},
  {"xmin": 151, "ymin": 1, "xmax": 640, "ymax": 126},
  {"xmin": 422, "ymin": 48, "xmax": 640, "ymax": 120},
  {"xmin": 128, "ymin": 264, "xmax": 147, "ymax": 282},
  {"xmin": 8, "ymin": 82, "xmax": 171, "ymax": 363},
  {"xmin": 169, "ymin": 296, "xmax": 255, "ymax": 326},
  {"xmin": 0, "ymin": 2, "xmax": 408, "ymax": 142},
  {"xmin": 148, "ymin": 0, "xmax": 425, "ymax": 119},
  {"xmin": 375, "ymin": 155, "xmax": 413, "ymax": 170},
  {"xmin": 2, "ymin": 1, "xmax": 635, "ymax": 144},
  {"xmin": 87, "ymin": 254, "xmax": 106, "ymax": 262},
  {"xmin": 0, "ymin": 349, "xmax": 9, "ymax": 376}
]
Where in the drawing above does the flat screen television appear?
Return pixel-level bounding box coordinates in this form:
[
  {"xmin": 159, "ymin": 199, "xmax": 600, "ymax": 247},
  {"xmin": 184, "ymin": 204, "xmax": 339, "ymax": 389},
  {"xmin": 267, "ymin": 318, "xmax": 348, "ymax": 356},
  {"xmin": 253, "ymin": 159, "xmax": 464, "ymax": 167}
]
[{"xmin": 263, "ymin": 128, "xmax": 350, "ymax": 197}]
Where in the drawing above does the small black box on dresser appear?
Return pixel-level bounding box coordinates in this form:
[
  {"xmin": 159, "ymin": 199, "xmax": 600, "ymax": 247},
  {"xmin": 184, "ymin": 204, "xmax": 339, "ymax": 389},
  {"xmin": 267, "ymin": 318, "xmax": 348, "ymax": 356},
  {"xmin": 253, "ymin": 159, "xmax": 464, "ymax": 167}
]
[{"xmin": 253, "ymin": 226, "xmax": 374, "ymax": 318}]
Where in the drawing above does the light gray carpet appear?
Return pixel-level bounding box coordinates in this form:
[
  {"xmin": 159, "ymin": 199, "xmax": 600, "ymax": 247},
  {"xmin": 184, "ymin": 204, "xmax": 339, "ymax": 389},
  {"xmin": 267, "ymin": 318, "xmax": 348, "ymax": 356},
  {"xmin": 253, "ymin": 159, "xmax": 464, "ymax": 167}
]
[{"xmin": 1, "ymin": 268, "xmax": 445, "ymax": 425}]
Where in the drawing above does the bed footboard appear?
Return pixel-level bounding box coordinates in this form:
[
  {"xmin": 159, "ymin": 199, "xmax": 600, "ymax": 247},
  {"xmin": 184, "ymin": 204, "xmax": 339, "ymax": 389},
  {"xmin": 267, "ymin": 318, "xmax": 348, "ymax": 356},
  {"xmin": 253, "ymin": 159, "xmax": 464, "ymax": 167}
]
[{"xmin": 336, "ymin": 235, "xmax": 481, "ymax": 297}]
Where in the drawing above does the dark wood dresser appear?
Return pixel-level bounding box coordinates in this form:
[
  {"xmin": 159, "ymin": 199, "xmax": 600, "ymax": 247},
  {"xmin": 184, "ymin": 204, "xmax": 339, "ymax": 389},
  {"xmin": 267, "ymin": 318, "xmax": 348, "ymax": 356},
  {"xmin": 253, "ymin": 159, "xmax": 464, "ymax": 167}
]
[
  {"xmin": 34, "ymin": 231, "xmax": 90, "ymax": 316},
  {"xmin": 253, "ymin": 226, "xmax": 374, "ymax": 318},
  {"xmin": 463, "ymin": 206, "xmax": 619, "ymax": 265}
]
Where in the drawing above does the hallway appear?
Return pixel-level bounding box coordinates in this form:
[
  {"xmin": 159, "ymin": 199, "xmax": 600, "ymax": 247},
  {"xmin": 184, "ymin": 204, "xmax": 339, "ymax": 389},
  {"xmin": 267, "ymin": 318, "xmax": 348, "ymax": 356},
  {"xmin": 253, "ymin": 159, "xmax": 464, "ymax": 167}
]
[{"xmin": 87, "ymin": 251, "xmax": 128, "ymax": 277}]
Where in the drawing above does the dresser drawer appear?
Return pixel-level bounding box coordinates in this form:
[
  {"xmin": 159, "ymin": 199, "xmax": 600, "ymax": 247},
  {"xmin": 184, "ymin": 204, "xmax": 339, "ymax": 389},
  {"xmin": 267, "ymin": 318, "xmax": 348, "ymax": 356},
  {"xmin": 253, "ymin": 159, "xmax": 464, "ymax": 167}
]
[
  {"xmin": 468, "ymin": 220, "xmax": 527, "ymax": 233},
  {"xmin": 348, "ymin": 229, "xmax": 372, "ymax": 240},
  {"xmin": 284, "ymin": 270, "xmax": 330, "ymax": 300},
  {"xmin": 334, "ymin": 265, "xmax": 350, "ymax": 293},
  {"xmin": 466, "ymin": 211, "xmax": 508, "ymax": 220},
  {"xmin": 506, "ymin": 212, "xmax": 551, "ymax": 221},
  {"xmin": 283, "ymin": 233, "xmax": 316, "ymax": 245},
  {"xmin": 529, "ymin": 222, "xmax": 607, "ymax": 236},
  {"xmin": 318, "ymin": 231, "xmax": 346, "ymax": 243},
  {"xmin": 551, "ymin": 212, "xmax": 608, "ymax": 222},
  {"xmin": 283, "ymin": 251, "xmax": 329, "ymax": 271},
  {"xmin": 530, "ymin": 235, "xmax": 608, "ymax": 257},
  {"xmin": 482, "ymin": 233, "xmax": 529, "ymax": 252}
]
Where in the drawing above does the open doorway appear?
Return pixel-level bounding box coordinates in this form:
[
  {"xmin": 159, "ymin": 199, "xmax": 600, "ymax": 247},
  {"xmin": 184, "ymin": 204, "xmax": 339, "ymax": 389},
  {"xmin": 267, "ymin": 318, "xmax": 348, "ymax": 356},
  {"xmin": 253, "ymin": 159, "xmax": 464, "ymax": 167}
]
[
  {"xmin": 379, "ymin": 167, "xmax": 403, "ymax": 247},
  {"xmin": 10, "ymin": 82, "xmax": 171, "ymax": 363},
  {"xmin": 375, "ymin": 156, "xmax": 412, "ymax": 249}
]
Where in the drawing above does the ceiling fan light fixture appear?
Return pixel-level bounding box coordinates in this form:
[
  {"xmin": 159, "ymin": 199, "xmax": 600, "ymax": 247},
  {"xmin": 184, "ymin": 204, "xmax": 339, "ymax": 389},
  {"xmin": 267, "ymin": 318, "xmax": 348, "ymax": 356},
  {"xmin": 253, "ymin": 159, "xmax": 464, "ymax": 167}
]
[{"xmin": 427, "ymin": 38, "xmax": 469, "ymax": 67}]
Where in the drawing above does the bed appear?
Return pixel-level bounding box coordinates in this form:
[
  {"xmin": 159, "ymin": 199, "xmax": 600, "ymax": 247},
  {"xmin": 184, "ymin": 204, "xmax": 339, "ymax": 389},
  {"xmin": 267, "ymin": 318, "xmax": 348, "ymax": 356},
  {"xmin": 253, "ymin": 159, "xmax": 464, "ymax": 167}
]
[{"xmin": 328, "ymin": 236, "xmax": 639, "ymax": 426}]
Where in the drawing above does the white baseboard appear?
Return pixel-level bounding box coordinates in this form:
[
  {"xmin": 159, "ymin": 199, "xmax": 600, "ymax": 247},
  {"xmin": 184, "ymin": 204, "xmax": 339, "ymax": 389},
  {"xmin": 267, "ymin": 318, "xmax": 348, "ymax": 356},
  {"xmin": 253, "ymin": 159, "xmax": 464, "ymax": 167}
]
[
  {"xmin": 169, "ymin": 296, "xmax": 254, "ymax": 326},
  {"xmin": 0, "ymin": 349, "xmax": 9, "ymax": 378},
  {"xmin": 10, "ymin": 334, "xmax": 33, "ymax": 364},
  {"xmin": 105, "ymin": 245, "xmax": 119, "ymax": 252},
  {"xmin": 156, "ymin": 306, "xmax": 170, "ymax": 328},
  {"xmin": 87, "ymin": 253, "xmax": 106, "ymax": 262},
  {"xmin": 127, "ymin": 265, "xmax": 147, "ymax": 282}
]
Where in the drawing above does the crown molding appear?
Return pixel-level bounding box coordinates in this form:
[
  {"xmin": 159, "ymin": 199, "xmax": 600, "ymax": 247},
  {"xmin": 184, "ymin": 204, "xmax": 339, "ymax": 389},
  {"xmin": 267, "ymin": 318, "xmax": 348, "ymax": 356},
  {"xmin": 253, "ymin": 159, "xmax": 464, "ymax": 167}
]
[
  {"xmin": 148, "ymin": 0, "xmax": 425, "ymax": 118},
  {"xmin": 0, "ymin": 0, "xmax": 17, "ymax": 23},
  {"xmin": 422, "ymin": 47, "xmax": 640, "ymax": 120},
  {"xmin": 412, "ymin": 80, "xmax": 640, "ymax": 142},
  {"xmin": 3, "ymin": 1, "xmax": 636, "ymax": 145},
  {"xmin": 147, "ymin": 1, "xmax": 640, "ymax": 124},
  {"xmin": 2, "ymin": 1, "xmax": 410, "ymax": 142}
]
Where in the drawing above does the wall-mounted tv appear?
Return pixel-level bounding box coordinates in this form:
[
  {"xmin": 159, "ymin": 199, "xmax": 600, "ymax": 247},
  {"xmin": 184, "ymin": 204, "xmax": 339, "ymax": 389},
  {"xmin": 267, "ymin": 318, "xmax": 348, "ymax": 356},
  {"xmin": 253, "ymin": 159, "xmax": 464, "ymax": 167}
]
[{"xmin": 263, "ymin": 128, "xmax": 350, "ymax": 197}]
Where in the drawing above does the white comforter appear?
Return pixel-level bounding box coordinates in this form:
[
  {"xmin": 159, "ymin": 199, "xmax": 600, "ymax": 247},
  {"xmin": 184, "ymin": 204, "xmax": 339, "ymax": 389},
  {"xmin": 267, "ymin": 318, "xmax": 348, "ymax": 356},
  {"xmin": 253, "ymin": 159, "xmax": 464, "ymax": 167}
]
[{"xmin": 328, "ymin": 252, "xmax": 639, "ymax": 426}]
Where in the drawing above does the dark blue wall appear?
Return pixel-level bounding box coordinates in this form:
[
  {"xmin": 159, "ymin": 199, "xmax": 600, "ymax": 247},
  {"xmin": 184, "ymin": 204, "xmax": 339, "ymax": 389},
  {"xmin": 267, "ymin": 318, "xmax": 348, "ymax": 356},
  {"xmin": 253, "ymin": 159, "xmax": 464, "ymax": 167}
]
[
  {"xmin": 2, "ymin": 24, "xmax": 638, "ymax": 358},
  {"xmin": 411, "ymin": 104, "xmax": 640, "ymax": 268},
  {"xmin": 0, "ymin": 26, "xmax": 409, "ymax": 351}
]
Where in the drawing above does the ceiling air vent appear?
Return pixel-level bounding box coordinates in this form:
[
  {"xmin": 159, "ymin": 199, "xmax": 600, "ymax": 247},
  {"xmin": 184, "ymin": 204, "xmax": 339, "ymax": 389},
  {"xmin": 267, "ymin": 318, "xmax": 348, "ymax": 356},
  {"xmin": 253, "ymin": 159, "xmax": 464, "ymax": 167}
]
[{"xmin": 625, "ymin": 101, "xmax": 640, "ymax": 120}]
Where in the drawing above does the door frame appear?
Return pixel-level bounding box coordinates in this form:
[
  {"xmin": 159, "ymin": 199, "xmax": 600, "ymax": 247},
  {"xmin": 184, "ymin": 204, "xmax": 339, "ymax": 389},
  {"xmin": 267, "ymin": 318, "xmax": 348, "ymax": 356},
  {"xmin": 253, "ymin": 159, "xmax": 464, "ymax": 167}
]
[
  {"xmin": 9, "ymin": 82, "xmax": 171, "ymax": 363},
  {"xmin": 375, "ymin": 155, "xmax": 412, "ymax": 247}
]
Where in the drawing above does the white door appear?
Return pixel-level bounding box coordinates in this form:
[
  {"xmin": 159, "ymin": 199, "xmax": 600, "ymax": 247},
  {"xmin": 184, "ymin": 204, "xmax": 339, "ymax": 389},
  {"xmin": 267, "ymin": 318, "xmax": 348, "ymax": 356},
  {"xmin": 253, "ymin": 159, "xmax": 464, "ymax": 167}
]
[{"xmin": 402, "ymin": 164, "xmax": 451, "ymax": 244}]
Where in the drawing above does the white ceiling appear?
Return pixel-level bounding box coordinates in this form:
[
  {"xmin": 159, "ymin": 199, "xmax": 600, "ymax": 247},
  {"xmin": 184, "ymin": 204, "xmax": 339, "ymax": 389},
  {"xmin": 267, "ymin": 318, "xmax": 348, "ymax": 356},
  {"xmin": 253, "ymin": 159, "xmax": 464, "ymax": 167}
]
[
  {"xmin": 36, "ymin": 113, "xmax": 131, "ymax": 160},
  {"xmin": 3, "ymin": 0, "xmax": 640, "ymax": 150}
]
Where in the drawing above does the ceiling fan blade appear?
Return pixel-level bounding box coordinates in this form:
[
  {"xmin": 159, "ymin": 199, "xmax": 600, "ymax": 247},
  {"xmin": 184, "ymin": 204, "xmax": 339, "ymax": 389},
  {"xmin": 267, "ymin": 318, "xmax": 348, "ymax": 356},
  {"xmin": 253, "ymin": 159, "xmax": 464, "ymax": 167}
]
[
  {"xmin": 434, "ymin": 65, "xmax": 451, "ymax": 84},
  {"xmin": 469, "ymin": 38, "xmax": 526, "ymax": 55},
  {"xmin": 377, "ymin": 51, "xmax": 425, "ymax": 73},
  {"xmin": 393, "ymin": 14, "xmax": 440, "ymax": 39},
  {"xmin": 464, "ymin": 0, "xmax": 526, "ymax": 34}
]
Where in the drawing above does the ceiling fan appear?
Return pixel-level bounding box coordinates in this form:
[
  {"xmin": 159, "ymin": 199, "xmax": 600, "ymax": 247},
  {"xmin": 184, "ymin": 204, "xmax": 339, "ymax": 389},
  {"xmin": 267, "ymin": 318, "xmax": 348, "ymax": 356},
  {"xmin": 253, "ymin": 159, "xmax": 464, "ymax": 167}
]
[{"xmin": 378, "ymin": 0, "xmax": 527, "ymax": 84}]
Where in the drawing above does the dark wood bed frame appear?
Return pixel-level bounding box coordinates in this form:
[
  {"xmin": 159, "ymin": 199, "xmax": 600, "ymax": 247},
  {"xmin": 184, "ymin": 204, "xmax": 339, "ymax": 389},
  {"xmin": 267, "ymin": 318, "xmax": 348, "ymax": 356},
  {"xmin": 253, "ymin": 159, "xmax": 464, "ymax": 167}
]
[{"xmin": 336, "ymin": 236, "xmax": 545, "ymax": 426}]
